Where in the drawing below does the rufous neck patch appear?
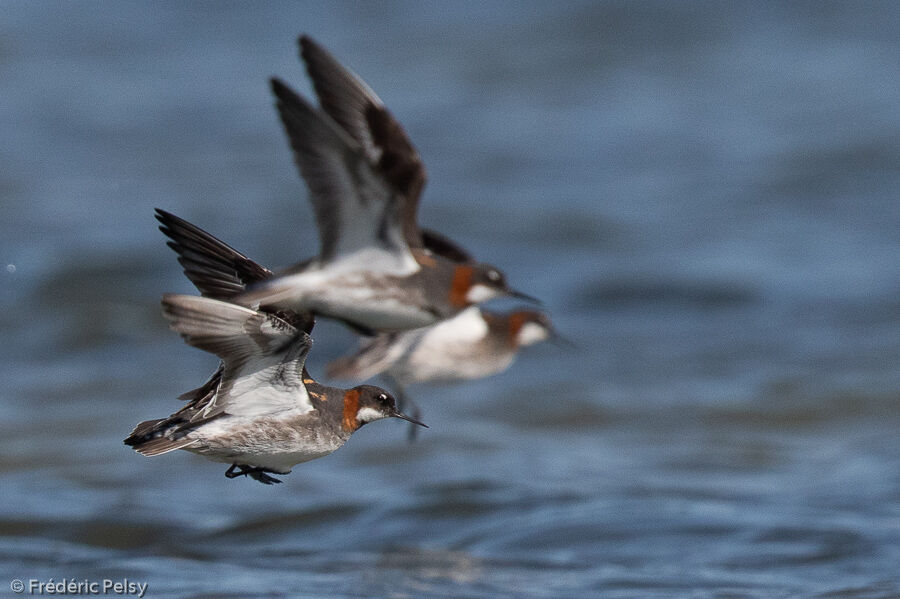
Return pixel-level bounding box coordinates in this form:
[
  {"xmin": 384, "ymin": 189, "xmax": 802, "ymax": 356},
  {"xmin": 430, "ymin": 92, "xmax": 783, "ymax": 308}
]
[
  {"xmin": 342, "ymin": 389, "xmax": 361, "ymax": 432},
  {"xmin": 449, "ymin": 265, "xmax": 474, "ymax": 308}
]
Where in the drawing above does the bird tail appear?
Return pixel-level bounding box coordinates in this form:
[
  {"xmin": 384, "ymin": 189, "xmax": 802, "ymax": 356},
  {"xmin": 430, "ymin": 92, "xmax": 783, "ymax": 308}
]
[{"xmin": 123, "ymin": 418, "xmax": 197, "ymax": 457}]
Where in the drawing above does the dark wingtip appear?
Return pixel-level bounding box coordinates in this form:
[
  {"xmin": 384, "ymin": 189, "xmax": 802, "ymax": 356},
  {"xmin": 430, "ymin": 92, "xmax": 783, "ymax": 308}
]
[
  {"xmin": 154, "ymin": 207, "xmax": 172, "ymax": 224},
  {"xmin": 299, "ymin": 34, "xmax": 324, "ymax": 61},
  {"xmin": 269, "ymin": 77, "xmax": 306, "ymax": 110},
  {"xmin": 270, "ymin": 76, "xmax": 287, "ymax": 95},
  {"xmin": 154, "ymin": 207, "xmax": 186, "ymax": 231}
]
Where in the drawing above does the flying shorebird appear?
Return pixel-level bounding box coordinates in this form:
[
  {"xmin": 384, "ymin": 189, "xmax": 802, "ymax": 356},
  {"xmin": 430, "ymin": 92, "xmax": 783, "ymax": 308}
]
[
  {"xmin": 231, "ymin": 37, "xmax": 537, "ymax": 333},
  {"xmin": 124, "ymin": 294, "xmax": 425, "ymax": 484}
]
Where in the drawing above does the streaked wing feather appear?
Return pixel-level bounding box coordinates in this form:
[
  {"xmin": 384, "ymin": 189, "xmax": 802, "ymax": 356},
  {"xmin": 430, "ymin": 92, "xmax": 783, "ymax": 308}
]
[
  {"xmin": 162, "ymin": 294, "xmax": 298, "ymax": 362},
  {"xmin": 161, "ymin": 294, "xmax": 313, "ymax": 417}
]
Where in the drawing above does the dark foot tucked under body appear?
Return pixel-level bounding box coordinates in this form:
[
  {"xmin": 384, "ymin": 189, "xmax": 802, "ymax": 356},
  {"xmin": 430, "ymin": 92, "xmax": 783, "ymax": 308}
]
[{"xmin": 225, "ymin": 463, "xmax": 284, "ymax": 485}]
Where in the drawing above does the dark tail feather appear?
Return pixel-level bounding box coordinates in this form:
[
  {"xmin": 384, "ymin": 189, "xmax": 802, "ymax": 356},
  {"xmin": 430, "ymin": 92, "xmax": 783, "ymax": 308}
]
[
  {"xmin": 124, "ymin": 418, "xmax": 166, "ymax": 444},
  {"xmin": 124, "ymin": 418, "xmax": 196, "ymax": 457}
]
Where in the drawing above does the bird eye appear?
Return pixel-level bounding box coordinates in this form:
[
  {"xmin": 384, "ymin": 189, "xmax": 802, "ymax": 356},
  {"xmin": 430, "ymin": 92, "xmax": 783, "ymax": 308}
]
[
  {"xmin": 378, "ymin": 393, "xmax": 388, "ymax": 401},
  {"xmin": 487, "ymin": 269, "xmax": 500, "ymax": 282}
]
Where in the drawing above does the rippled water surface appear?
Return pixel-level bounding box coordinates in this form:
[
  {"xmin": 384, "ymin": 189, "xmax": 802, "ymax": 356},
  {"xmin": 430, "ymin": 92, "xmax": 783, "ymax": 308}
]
[{"xmin": 2, "ymin": 2, "xmax": 900, "ymax": 597}]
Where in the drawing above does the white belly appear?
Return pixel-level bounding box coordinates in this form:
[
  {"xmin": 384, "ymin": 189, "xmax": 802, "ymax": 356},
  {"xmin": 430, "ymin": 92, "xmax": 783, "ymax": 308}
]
[
  {"xmin": 271, "ymin": 271, "xmax": 437, "ymax": 331},
  {"xmin": 184, "ymin": 414, "xmax": 346, "ymax": 473}
]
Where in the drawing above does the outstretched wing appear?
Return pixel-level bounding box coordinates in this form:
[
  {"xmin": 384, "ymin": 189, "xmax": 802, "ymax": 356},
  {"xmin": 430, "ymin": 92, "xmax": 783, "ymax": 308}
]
[
  {"xmin": 161, "ymin": 294, "xmax": 314, "ymax": 418},
  {"xmin": 156, "ymin": 209, "xmax": 316, "ymax": 334},
  {"xmin": 156, "ymin": 208, "xmax": 273, "ymax": 297},
  {"xmin": 299, "ymin": 35, "xmax": 426, "ymax": 248},
  {"xmin": 270, "ymin": 77, "xmax": 415, "ymax": 271},
  {"xmin": 325, "ymin": 331, "xmax": 411, "ymax": 381}
]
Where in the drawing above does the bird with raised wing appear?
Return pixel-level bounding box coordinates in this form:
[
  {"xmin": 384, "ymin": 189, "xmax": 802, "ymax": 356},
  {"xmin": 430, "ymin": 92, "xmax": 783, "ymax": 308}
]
[
  {"xmin": 232, "ymin": 38, "xmax": 536, "ymax": 333},
  {"xmin": 124, "ymin": 294, "xmax": 425, "ymax": 484}
]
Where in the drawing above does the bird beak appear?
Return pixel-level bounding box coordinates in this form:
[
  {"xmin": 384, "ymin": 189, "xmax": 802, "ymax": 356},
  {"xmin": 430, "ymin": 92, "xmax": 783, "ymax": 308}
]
[
  {"xmin": 549, "ymin": 330, "xmax": 577, "ymax": 350},
  {"xmin": 392, "ymin": 410, "xmax": 428, "ymax": 428},
  {"xmin": 507, "ymin": 288, "xmax": 543, "ymax": 305}
]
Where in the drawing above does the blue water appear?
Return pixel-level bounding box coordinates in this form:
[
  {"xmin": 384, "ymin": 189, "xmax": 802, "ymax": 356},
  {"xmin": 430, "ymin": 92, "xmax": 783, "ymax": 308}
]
[{"xmin": 2, "ymin": 2, "xmax": 900, "ymax": 597}]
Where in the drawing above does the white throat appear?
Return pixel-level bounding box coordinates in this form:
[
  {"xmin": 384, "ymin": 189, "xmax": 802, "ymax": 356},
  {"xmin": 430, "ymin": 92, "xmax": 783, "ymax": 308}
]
[
  {"xmin": 466, "ymin": 283, "xmax": 501, "ymax": 304},
  {"xmin": 356, "ymin": 406, "xmax": 387, "ymax": 423},
  {"xmin": 517, "ymin": 322, "xmax": 550, "ymax": 347}
]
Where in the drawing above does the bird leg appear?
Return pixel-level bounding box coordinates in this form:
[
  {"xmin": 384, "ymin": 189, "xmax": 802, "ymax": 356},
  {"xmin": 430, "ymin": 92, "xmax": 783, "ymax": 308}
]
[{"xmin": 224, "ymin": 463, "xmax": 284, "ymax": 485}]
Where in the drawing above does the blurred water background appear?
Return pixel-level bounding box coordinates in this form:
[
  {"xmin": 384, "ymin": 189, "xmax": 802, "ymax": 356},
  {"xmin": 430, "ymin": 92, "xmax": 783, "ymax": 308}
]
[{"xmin": 2, "ymin": 2, "xmax": 900, "ymax": 597}]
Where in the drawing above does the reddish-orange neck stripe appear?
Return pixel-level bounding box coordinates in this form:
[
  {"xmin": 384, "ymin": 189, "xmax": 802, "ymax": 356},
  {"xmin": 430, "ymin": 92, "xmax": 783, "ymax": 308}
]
[
  {"xmin": 341, "ymin": 389, "xmax": 361, "ymax": 432},
  {"xmin": 449, "ymin": 265, "xmax": 474, "ymax": 308}
]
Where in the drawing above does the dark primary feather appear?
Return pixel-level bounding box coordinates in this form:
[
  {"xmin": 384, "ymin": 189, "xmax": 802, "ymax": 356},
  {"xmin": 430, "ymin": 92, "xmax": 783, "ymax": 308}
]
[
  {"xmin": 270, "ymin": 77, "xmax": 402, "ymax": 261},
  {"xmin": 299, "ymin": 35, "xmax": 385, "ymax": 166},
  {"xmin": 300, "ymin": 34, "xmax": 427, "ymax": 250},
  {"xmin": 366, "ymin": 105, "xmax": 425, "ymax": 246},
  {"xmin": 156, "ymin": 208, "xmax": 315, "ymax": 334},
  {"xmin": 156, "ymin": 208, "xmax": 272, "ymax": 296}
]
